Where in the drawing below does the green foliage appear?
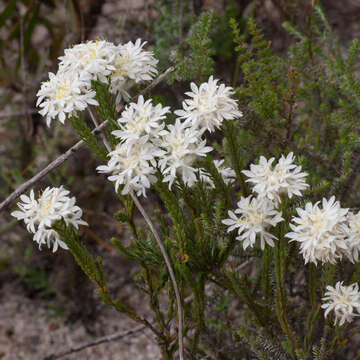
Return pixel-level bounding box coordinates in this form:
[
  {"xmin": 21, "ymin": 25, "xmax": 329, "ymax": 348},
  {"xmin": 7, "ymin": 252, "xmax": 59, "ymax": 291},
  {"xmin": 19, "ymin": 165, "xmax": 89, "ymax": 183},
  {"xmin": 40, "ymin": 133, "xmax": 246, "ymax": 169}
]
[
  {"xmin": 222, "ymin": 120, "xmax": 249, "ymax": 194},
  {"xmin": 54, "ymin": 220, "xmax": 142, "ymax": 320},
  {"xmin": 54, "ymin": 220, "xmax": 106, "ymax": 289},
  {"xmin": 256, "ymin": 336, "xmax": 290, "ymax": 360},
  {"xmin": 234, "ymin": 17, "xmax": 289, "ymax": 121},
  {"xmin": 92, "ymin": 80, "xmax": 119, "ymax": 148},
  {"xmin": 112, "ymin": 234, "xmax": 164, "ymax": 268},
  {"xmin": 155, "ymin": 180, "xmax": 187, "ymax": 235},
  {"xmin": 68, "ymin": 114, "xmax": 108, "ymax": 161},
  {"xmin": 169, "ymin": 11, "xmax": 215, "ymax": 83},
  {"xmin": 229, "ymin": 12, "xmax": 360, "ymax": 208},
  {"xmin": 153, "ymin": 0, "xmax": 243, "ymax": 84},
  {"xmin": 212, "ymin": 0, "xmax": 243, "ymax": 61},
  {"xmin": 312, "ymin": 337, "xmax": 328, "ymax": 360},
  {"xmin": 152, "ymin": 0, "xmax": 193, "ymax": 72},
  {"xmin": 227, "ymin": 270, "xmax": 269, "ymax": 327}
]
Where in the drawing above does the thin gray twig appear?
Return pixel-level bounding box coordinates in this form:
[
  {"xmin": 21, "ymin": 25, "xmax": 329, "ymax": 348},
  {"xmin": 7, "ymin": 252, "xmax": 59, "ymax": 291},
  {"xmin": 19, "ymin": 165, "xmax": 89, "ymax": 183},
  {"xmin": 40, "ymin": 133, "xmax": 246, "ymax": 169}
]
[
  {"xmin": 87, "ymin": 107, "xmax": 112, "ymax": 152},
  {"xmin": 43, "ymin": 324, "xmax": 146, "ymax": 360},
  {"xmin": 130, "ymin": 191, "xmax": 184, "ymax": 360}
]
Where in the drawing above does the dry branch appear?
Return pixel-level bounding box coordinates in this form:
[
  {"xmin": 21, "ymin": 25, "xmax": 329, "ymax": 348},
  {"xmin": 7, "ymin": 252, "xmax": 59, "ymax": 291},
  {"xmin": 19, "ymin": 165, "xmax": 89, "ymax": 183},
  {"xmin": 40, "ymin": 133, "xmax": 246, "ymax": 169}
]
[
  {"xmin": 130, "ymin": 191, "xmax": 184, "ymax": 360},
  {"xmin": 43, "ymin": 324, "xmax": 146, "ymax": 360}
]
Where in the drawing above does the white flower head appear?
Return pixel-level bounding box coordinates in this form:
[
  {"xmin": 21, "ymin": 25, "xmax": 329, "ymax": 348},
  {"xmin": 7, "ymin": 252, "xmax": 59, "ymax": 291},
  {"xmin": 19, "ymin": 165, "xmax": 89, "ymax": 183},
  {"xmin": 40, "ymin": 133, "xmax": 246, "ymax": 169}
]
[
  {"xmin": 174, "ymin": 76, "xmax": 242, "ymax": 132},
  {"xmin": 321, "ymin": 281, "xmax": 360, "ymax": 326},
  {"xmin": 158, "ymin": 119, "xmax": 213, "ymax": 189},
  {"xmin": 112, "ymin": 95, "xmax": 170, "ymax": 144},
  {"xmin": 110, "ymin": 39, "xmax": 158, "ymax": 103},
  {"xmin": 11, "ymin": 187, "xmax": 87, "ymax": 252},
  {"xmin": 242, "ymin": 152, "xmax": 309, "ymax": 203},
  {"xmin": 97, "ymin": 136, "xmax": 163, "ymax": 197},
  {"xmin": 58, "ymin": 40, "xmax": 117, "ymax": 83},
  {"xmin": 36, "ymin": 71, "xmax": 98, "ymax": 126},
  {"xmin": 222, "ymin": 196, "xmax": 283, "ymax": 250},
  {"xmin": 286, "ymin": 196, "xmax": 349, "ymax": 265}
]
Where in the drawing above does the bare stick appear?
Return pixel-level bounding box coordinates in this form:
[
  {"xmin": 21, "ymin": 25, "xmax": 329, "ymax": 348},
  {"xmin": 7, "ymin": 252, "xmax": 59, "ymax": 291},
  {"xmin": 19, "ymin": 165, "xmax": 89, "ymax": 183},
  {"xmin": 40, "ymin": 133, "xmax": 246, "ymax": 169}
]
[
  {"xmin": 0, "ymin": 67, "xmax": 174, "ymax": 212},
  {"xmin": 129, "ymin": 191, "xmax": 184, "ymax": 360},
  {"xmin": 0, "ymin": 121, "xmax": 107, "ymax": 212},
  {"xmin": 43, "ymin": 324, "xmax": 146, "ymax": 360},
  {"xmin": 88, "ymin": 107, "xmax": 112, "ymax": 152},
  {"xmin": 141, "ymin": 66, "xmax": 174, "ymax": 93}
]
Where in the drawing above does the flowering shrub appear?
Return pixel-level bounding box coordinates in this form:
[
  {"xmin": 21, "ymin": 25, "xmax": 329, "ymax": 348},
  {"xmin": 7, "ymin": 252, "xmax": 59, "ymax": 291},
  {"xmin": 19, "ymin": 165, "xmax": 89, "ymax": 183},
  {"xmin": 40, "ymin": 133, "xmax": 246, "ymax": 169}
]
[{"xmin": 5, "ymin": 8, "xmax": 360, "ymax": 360}]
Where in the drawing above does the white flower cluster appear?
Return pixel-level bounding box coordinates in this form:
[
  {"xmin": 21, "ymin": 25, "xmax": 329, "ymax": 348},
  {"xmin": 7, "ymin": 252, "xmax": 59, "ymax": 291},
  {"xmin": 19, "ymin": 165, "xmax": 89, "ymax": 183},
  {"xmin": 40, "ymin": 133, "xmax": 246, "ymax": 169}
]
[
  {"xmin": 110, "ymin": 39, "xmax": 158, "ymax": 103},
  {"xmin": 242, "ymin": 152, "xmax": 309, "ymax": 204},
  {"xmin": 11, "ymin": 187, "xmax": 87, "ymax": 252},
  {"xmin": 222, "ymin": 152, "xmax": 360, "ymax": 326},
  {"xmin": 222, "ymin": 196, "xmax": 283, "ymax": 250},
  {"xmin": 321, "ymin": 281, "xmax": 360, "ymax": 326},
  {"xmin": 37, "ymin": 71, "xmax": 99, "ymax": 126},
  {"xmin": 175, "ymin": 76, "xmax": 242, "ymax": 132},
  {"xmin": 112, "ymin": 95, "xmax": 168, "ymax": 144},
  {"xmin": 97, "ymin": 132, "xmax": 163, "ymax": 197},
  {"xmin": 286, "ymin": 197, "xmax": 360, "ymax": 265},
  {"xmin": 223, "ymin": 152, "xmax": 307, "ymax": 250},
  {"xmin": 158, "ymin": 120, "xmax": 212, "ymax": 189},
  {"xmin": 37, "ymin": 39, "xmax": 158, "ymax": 126},
  {"xmin": 98, "ymin": 76, "xmax": 240, "ymax": 196}
]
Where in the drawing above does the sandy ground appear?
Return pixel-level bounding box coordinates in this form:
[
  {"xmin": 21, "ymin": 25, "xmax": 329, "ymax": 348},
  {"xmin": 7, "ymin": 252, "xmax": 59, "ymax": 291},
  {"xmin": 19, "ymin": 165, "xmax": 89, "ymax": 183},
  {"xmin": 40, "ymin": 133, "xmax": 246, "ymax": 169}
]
[{"xmin": 0, "ymin": 269, "xmax": 161, "ymax": 360}]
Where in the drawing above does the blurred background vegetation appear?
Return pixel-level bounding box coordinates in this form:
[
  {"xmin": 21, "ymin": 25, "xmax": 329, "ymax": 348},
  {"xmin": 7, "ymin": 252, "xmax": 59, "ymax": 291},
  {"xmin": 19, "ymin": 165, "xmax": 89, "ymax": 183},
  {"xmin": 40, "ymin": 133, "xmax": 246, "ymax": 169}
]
[{"xmin": 1, "ymin": 0, "xmax": 360, "ymax": 359}]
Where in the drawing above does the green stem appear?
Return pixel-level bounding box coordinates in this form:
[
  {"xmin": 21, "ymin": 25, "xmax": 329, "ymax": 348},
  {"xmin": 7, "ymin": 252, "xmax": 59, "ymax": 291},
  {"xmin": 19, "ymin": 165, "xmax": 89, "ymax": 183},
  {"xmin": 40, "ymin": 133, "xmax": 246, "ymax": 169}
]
[
  {"xmin": 232, "ymin": 55, "xmax": 241, "ymax": 88},
  {"xmin": 274, "ymin": 221, "xmax": 297, "ymax": 358},
  {"xmin": 130, "ymin": 191, "xmax": 185, "ymax": 360},
  {"xmin": 225, "ymin": 271, "xmax": 268, "ymax": 327},
  {"xmin": 223, "ymin": 121, "xmax": 249, "ymax": 196},
  {"xmin": 262, "ymin": 246, "xmax": 273, "ymax": 303}
]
